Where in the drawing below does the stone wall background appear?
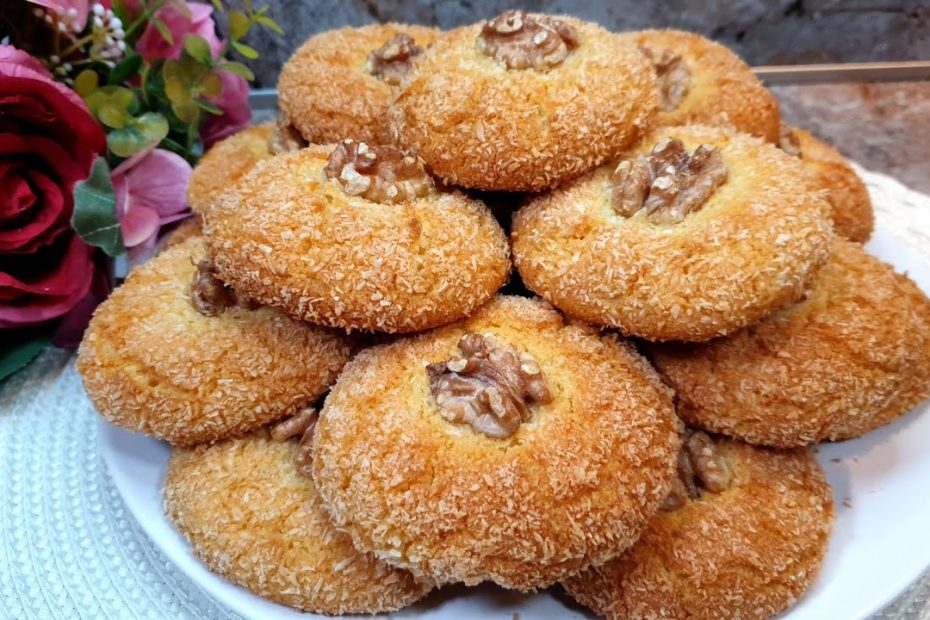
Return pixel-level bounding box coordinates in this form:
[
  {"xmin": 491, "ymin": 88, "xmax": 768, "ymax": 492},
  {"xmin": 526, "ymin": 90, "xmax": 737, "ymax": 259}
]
[{"xmin": 235, "ymin": 0, "xmax": 930, "ymax": 87}]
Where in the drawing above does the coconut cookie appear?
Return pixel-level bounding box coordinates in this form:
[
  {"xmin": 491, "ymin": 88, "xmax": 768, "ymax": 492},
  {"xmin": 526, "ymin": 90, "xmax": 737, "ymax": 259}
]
[
  {"xmin": 164, "ymin": 429, "xmax": 431, "ymax": 614},
  {"xmin": 278, "ymin": 24, "xmax": 440, "ymax": 145},
  {"xmin": 187, "ymin": 122, "xmax": 276, "ymax": 216},
  {"xmin": 563, "ymin": 431, "xmax": 834, "ymax": 620},
  {"xmin": 619, "ymin": 29, "xmax": 781, "ymax": 143},
  {"xmin": 312, "ymin": 296, "xmax": 681, "ymax": 590},
  {"xmin": 649, "ymin": 239, "xmax": 930, "ymax": 447},
  {"xmin": 780, "ymin": 124, "xmax": 874, "ymax": 242},
  {"xmin": 391, "ymin": 10, "xmax": 659, "ymax": 191},
  {"xmin": 77, "ymin": 236, "xmax": 355, "ymax": 445},
  {"xmin": 511, "ymin": 124, "xmax": 833, "ymax": 342},
  {"xmin": 205, "ymin": 142, "xmax": 510, "ymax": 333}
]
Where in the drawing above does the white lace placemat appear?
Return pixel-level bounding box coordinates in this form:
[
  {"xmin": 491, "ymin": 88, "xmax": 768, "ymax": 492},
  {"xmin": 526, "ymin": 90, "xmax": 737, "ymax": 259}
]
[{"xmin": 2, "ymin": 168, "xmax": 930, "ymax": 620}]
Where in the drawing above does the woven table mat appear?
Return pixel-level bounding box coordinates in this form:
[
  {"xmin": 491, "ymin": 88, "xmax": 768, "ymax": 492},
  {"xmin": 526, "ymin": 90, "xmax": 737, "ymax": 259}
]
[{"xmin": 2, "ymin": 167, "xmax": 930, "ymax": 620}]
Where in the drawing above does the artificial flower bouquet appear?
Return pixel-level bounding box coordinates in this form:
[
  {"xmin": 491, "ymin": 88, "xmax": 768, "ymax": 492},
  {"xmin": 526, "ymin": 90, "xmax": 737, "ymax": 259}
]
[{"xmin": 0, "ymin": 0, "xmax": 280, "ymax": 379}]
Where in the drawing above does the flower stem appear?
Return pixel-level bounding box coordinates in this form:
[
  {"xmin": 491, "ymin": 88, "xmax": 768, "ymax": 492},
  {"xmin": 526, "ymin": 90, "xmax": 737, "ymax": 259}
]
[
  {"xmin": 58, "ymin": 34, "xmax": 97, "ymax": 58},
  {"xmin": 123, "ymin": 0, "xmax": 171, "ymax": 39}
]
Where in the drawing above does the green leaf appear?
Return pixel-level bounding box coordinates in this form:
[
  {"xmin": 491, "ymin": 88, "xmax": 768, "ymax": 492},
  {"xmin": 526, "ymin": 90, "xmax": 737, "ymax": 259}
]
[
  {"xmin": 228, "ymin": 9, "xmax": 249, "ymax": 41},
  {"xmin": 98, "ymin": 102, "xmax": 132, "ymax": 128},
  {"xmin": 107, "ymin": 112, "xmax": 169, "ymax": 157},
  {"xmin": 108, "ymin": 54, "xmax": 142, "ymax": 86},
  {"xmin": 243, "ymin": 0, "xmax": 253, "ymax": 13},
  {"xmin": 255, "ymin": 15, "xmax": 283, "ymax": 35},
  {"xmin": 183, "ymin": 34, "xmax": 212, "ymax": 65},
  {"xmin": 200, "ymin": 72, "xmax": 222, "ymax": 98},
  {"xmin": 219, "ymin": 61, "xmax": 254, "ymax": 81},
  {"xmin": 84, "ymin": 86, "xmax": 137, "ymax": 123},
  {"xmin": 196, "ymin": 98, "xmax": 222, "ymax": 114},
  {"xmin": 231, "ymin": 40, "xmax": 258, "ymax": 60},
  {"xmin": 72, "ymin": 157, "xmax": 125, "ymax": 256},
  {"xmin": 209, "ymin": 0, "xmax": 223, "ymax": 11},
  {"xmin": 0, "ymin": 326, "xmax": 53, "ymax": 383},
  {"xmin": 171, "ymin": 97, "xmax": 201, "ymax": 124},
  {"xmin": 75, "ymin": 70, "xmax": 99, "ymax": 96},
  {"xmin": 151, "ymin": 16, "xmax": 173, "ymax": 45}
]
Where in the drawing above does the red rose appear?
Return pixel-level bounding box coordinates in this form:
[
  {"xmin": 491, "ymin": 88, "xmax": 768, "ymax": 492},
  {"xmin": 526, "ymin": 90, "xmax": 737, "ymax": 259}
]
[{"xmin": 0, "ymin": 45, "xmax": 105, "ymax": 332}]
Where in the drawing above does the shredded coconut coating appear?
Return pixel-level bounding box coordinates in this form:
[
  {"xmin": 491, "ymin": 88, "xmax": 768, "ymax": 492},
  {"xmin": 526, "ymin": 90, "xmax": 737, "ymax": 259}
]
[
  {"xmin": 204, "ymin": 145, "xmax": 511, "ymax": 333},
  {"xmin": 278, "ymin": 24, "xmax": 440, "ymax": 145},
  {"xmin": 76, "ymin": 237, "xmax": 355, "ymax": 445},
  {"xmin": 163, "ymin": 431, "xmax": 431, "ymax": 614},
  {"xmin": 512, "ymin": 124, "xmax": 833, "ymax": 342},
  {"xmin": 619, "ymin": 29, "xmax": 781, "ymax": 143},
  {"xmin": 390, "ymin": 16, "xmax": 659, "ymax": 191},
  {"xmin": 791, "ymin": 126, "xmax": 874, "ymax": 243},
  {"xmin": 187, "ymin": 123, "xmax": 276, "ymax": 216},
  {"xmin": 563, "ymin": 439, "xmax": 834, "ymax": 619},
  {"xmin": 312, "ymin": 296, "xmax": 682, "ymax": 590},
  {"xmin": 649, "ymin": 239, "xmax": 930, "ymax": 447}
]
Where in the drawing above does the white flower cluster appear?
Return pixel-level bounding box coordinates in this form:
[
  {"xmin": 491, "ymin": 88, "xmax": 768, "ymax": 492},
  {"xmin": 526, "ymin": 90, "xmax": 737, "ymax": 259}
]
[
  {"xmin": 35, "ymin": 2, "xmax": 127, "ymax": 75},
  {"xmin": 89, "ymin": 3, "xmax": 126, "ymax": 62}
]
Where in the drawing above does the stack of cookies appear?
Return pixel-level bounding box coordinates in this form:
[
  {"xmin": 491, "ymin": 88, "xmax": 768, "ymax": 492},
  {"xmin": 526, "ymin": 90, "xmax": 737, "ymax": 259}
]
[{"xmin": 77, "ymin": 11, "xmax": 930, "ymax": 619}]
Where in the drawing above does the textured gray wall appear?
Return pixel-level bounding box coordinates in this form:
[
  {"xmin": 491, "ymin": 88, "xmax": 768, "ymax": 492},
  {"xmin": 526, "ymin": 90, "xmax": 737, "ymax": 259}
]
[{"xmin": 236, "ymin": 0, "xmax": 930, "ymax": 87}]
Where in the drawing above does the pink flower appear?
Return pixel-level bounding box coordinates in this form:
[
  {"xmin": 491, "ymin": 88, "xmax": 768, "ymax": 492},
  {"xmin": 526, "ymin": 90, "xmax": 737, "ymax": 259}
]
[
  {"xmin": 112, "ymin": 147, "xmax": 192, "ymax": 262},
  {"xmin": 0, "ymin": 44, "xmax": 50, "ymax": 76},
  {"xmin": 0, "ymin": 45, "xmax": 104, "ymax": 332},
  {"xmin": 200, "ymin": 69, "xmax": 251, "ymax": 149},
  {"xmin": 135, "ymin": 2, "xmax": 224, "ymax": 61}
]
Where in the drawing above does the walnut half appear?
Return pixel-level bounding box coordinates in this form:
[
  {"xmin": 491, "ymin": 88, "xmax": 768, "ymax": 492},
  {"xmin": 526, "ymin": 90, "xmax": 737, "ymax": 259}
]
[
  {"xmin": 427, "ymin": 332, "xmax": 553, "ymax": 439},
  {"xmin": 661, "ymin": 429, "xmax": 734, "ymax": 511},
  {"xmin": 476, "ymin": 10, "xmax": 580, "ymax": 70},
  {"xmin": 366, "ymin": 33, "xmax": 423, "ymax": 86},
  {"xmin": 611, "ymin": 138, "xmax": 728, "ymax": 225},
  {"xmin": 779, "ymin": 123, "xmax": 802, "ymax": 158},
  {"xmin": 641, "ymin": 47, "xmax": 691, "ymax": 112},
  {"xmin": 189, "ymin": 259, "xmax": 258, "ymax": 316},
  {"xmin": 323, "ymin": 139, "xmax": 433, "ymax": 204},
  {"xmin": 270, "ymin": 407, "xmax": 319, "ymax": 478},
  {"xmin": 269, "ymin": 116, "xmax": 308, "ymax": 155}
]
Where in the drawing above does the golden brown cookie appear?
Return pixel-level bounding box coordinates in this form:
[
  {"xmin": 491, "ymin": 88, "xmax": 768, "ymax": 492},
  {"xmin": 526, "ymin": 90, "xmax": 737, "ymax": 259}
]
[
  {"xmin": 391, "ymin": 11, "xmax": 659, "ymax": 191},
  {"xmin": 564, "ymin": 432, "xmax": 834, "ymax": 620},
  {"xmin": 512, "ymin": 124, "xmax": 833, "ymax": 342},
  {"xmin": 164, "ymin": 430, "xmax": 431, "ymax": 614},
  {"xmin": 619, "ymin": 29, "xmax": 781, "ymax": 143},
  {"xmin": 312, "ymin": 296, "xmax": 681, "ymax": 590},
  {"xmin": 77, "ymin": 236, "xmax": 355, "ymax": 445},
  {"xmin": 650, "ymin": 239, "xmax": 930, "ymax": 447},
  {"xmin": 187, "ymin": 123, "xmax": 275, "ymax": 216},
  {"xmin": 278, "ymin": 24, "xmax": 440, "ymax": 145},
  {"xmin": 780, "ymin": 124, "xmax": 874, "ymax": 242},
  {"xmin": 205, "ymin": 142, "xmax": 511, "ymax": 333}
]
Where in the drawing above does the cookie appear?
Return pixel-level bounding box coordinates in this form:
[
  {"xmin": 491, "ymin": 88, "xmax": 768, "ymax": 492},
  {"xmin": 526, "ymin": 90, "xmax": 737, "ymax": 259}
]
[
  {"xmin": 187, "ymin": 122, "xmax": 275, "ymax": 216},
  {"xmin": 164, "ymin": 429, "xmax": 431, "ymax": 614},
  {"xmin": 780, "ymin": 124, "xmax": 874, "ymax": 242},
  {"xmin": 649, "ymin": 238, "xmax": 930, "ymax": 447},
  {"xmin": 312, "ymin": 296, "xmax": 681, "ymax": 590},
  {"xmin": 512, "ymin": 124, "xmax": 833, "ymax": 341},
  {"xmin": 563, "ymin": 431, "xmax": 834, "ymax": 620},
  {"xmin": 619, "ymin": 29, "xmax": 781, "ymax": 143},
  {"xmin": 391, "ymin": 10, "xmax": 658, "ymax": 191},
  {"xmin": 278, "ymin": 23, "xmax": 440, "ymax": 145},
  {"xmin": 77, "ymin": 236, "xmax": 355, "ymax": 445},
  {"xmin": 205, "ymin": 142, "xmax": 510, "ymax": 333}
]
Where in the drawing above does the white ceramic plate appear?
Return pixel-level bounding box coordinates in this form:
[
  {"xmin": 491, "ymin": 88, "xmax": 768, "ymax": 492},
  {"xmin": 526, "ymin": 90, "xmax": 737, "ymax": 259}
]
[{"xmin": 99, "ymin": 220, "xmax": 930, "ymax": 620}]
